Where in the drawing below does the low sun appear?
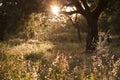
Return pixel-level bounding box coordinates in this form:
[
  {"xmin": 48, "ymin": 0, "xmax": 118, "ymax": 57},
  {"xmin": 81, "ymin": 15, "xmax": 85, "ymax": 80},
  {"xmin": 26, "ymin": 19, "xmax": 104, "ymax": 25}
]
[{"xmin": 51, "ymin": 5, "xmax": 60, "ymax": 16}]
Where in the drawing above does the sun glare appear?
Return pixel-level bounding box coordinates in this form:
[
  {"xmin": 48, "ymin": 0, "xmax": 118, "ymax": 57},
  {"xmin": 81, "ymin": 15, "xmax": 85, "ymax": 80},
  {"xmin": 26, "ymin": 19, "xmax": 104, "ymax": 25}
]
[
  {"xmin": 0, "ymin": 3, "xmax": 3, "ymax": 6},
  {"xmin": 51, "ymin": 5, "xmax": 60, "ymax": 16},
  {"xmin": 65, "ymin": 7, "xmax": 76, "ymax": 12}
]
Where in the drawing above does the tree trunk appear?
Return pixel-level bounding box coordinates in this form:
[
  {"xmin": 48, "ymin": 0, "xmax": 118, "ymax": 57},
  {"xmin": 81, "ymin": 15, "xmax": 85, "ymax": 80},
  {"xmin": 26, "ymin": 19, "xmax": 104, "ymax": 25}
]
[
  {"xmin": 86, "ymin": 15, "xmax": 99, "ymax": 51},
  {"xmin": 0, "ymin": 15, "xmax": 6, "ymax": 41},
  {"xmin": 76, "ymin": 26, "xmax": 82, "ymax": 44}
]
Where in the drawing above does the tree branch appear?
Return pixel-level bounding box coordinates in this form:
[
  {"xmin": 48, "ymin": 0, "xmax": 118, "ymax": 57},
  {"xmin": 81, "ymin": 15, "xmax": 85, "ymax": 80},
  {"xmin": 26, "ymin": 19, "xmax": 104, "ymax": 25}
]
[
  {"xmin": 70, "ymin": 0, "xmax": 86, "ymax": 16},
  {"xmin": 93, "ymin": 0, "xmax": 109, "ymax": 17},
  {"xmin": 60, "ymin": 10, "xmax": 79, "ymax": 15},
  {"xmin": 81, "ymin": 0, "xmax": 90, "ymax": 13},
  {"xmin": 67, "ymin": 15, "xmax": 76, "ymax": 26}
]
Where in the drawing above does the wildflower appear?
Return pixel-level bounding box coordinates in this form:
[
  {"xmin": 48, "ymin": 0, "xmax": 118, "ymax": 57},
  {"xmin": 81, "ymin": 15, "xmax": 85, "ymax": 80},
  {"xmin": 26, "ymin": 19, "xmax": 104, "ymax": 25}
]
[
  {"xmin": 49, "ymin": 68, "xmax": 52, "ymax": 72},
  {"xmin": 60, "ymin": 59, "xmax": 69, "ymax": 71},
  {"xmin": 103, "ymin": 77, "xmax": 107, "ymax": 80}
]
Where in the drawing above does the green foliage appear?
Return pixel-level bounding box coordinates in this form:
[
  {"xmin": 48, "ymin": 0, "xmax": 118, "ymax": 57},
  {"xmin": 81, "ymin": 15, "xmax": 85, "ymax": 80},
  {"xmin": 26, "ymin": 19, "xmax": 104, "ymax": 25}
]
[
  {"xmin": 0, "ymin": 40, "xmax": 120, "ymax": 80},
  {"xmin": 98, "ymin": 0, "xmax": 120, "ymax": 35},
  {"xmin": 0, "ymin": 0, "xmax": 47, "ymax": 40},
  {"xmin": 0, "ymin": 26, "xmax": 120, "ymax": 79}
]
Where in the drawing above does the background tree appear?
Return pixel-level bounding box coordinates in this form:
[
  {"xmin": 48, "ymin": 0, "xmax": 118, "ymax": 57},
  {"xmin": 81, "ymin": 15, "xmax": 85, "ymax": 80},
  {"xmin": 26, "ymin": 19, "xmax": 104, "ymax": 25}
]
[
  {"xmin": 0, "ymin": 0, "xmax": 47, "ymax": 40},
  {"xmin": 66, "ymin": 14, "xmax": 88, "ymax": 44},
  {"xmin": 108, "ymin": 1, "xmax": 120, "ymax": 36}
]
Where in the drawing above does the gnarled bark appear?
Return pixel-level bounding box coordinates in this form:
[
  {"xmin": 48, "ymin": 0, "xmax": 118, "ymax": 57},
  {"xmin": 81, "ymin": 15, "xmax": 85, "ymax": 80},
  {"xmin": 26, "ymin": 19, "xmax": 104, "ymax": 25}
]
[{"xmin": 86, "ymin": 15, "xmax": 99, "ymax": 50}]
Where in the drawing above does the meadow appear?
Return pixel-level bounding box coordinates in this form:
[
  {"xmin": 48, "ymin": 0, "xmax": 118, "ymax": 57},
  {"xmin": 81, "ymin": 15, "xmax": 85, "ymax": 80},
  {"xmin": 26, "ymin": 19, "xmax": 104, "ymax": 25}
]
[{"xmin": 0, "ymin": 24, "xmax": 120, "ymax": 80}]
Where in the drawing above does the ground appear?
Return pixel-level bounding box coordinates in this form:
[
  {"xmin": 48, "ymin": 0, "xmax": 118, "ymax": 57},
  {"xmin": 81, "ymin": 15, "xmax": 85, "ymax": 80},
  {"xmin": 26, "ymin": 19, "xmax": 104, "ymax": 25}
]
[{"xmin": 0, "ymin": 26, "xmax": 120, "ymax": 79}]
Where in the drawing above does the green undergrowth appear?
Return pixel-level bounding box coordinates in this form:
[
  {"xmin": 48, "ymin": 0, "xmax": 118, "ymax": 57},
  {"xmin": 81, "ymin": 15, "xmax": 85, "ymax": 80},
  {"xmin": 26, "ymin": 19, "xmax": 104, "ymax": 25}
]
[
  {"xmin": 0, "ymin": 38, "xmax": 120, "ymax": 80},
  {"xmin": 0, "ymin": 24, "xmax": 120, "ymax": 79}
]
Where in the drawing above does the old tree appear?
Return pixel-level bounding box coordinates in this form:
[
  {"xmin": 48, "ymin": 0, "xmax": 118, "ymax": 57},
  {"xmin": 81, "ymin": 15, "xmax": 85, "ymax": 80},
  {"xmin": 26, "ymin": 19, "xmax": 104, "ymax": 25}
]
[
  {"xmin": 56, "ymin": 0, "xmax": 117, "ymax": 50},
  {"xmin": 0, "ymin": 0, "xmax": 119, "ymax": 51}
]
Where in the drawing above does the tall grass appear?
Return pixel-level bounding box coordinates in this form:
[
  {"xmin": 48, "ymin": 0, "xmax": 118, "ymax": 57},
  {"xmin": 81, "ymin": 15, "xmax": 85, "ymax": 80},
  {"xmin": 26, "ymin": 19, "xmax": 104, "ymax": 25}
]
[
  {"xmin": 1, "ymin": 12, "xmax": 120, "ymax": 80},
  {"xmin": 0, "ymin": 39, "xmax": 120, "ymax": 80}
]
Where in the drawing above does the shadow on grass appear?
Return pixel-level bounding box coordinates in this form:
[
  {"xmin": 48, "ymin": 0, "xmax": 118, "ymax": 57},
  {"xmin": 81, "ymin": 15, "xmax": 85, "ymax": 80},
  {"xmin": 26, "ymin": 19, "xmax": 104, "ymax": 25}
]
[
  {"xmin": 24, "ymin": 52, "xmax": 45, "ymax": 62},
  {"xmin": 2, "ymin": 39, "xmax": 25, "ymax": 47},
  {"xmin": 0, "ymin": 52, "xmax": 7, "ymax": 61}
]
